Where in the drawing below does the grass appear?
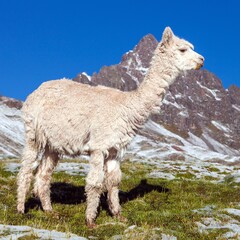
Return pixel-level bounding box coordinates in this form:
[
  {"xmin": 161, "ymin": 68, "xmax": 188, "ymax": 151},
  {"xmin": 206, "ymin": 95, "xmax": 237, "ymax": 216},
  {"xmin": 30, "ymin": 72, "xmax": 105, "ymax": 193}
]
[{"xmin": 0, "ymin": 160, "xmax": 240, "ymax": 239}]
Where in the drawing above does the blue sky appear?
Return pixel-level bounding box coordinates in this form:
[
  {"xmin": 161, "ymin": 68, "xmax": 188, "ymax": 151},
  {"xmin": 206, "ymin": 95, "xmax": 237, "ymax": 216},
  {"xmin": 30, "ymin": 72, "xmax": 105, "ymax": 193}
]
[{"xmin": 0, "ymin": 0, "xmax": 239, "ymax": 100}]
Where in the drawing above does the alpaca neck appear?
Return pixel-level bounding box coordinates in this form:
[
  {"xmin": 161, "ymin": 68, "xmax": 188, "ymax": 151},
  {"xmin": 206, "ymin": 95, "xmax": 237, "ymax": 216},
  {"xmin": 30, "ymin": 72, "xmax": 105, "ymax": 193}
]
[
  {"xmin": 132, "ymin": 47, "xmax": 179, "ymax": 115},
  {"xmin": 139, "ymin": 48, "xmax": 179, "ymax": 95}
]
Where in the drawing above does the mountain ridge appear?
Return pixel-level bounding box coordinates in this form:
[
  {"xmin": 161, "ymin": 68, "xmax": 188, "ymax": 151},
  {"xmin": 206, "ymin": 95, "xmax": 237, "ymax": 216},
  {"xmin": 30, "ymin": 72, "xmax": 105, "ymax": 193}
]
[
  {"xmin": 0, "ymin": 33, "xmax": 239, "ymax": 159},
  {"xmin": 74, "ymin": 34, "xmax": 240, "ymax": 156}
]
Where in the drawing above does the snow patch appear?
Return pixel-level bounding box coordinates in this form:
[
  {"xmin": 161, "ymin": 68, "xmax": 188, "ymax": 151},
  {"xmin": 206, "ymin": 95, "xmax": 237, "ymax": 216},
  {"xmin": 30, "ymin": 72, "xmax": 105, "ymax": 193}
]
[
  {"xmin": 0, "ymin": 103, "xmax": 24, "ymax": 158},
  {"xmin": 179, "ymin": 110, "xmax": 189, "ymax": 117},
  {"xmin": 188, "ymin": 96, "xmax": 194, "ymax": 102},
  {"xmin": 196, "ymin": 81, "xmax": 221, "ymax": 101},
  {"xmin": 81, "ymin": 72, "xmax": 91, "ymax": 81},
  {"xmin": 187, "ymin": 132, "xmax": 209, "ymax": 149},
  {"xmin": 233, "ymin": 104, "xmax": 240, "ymax": 112},
  {"xmin": 145, "ymin": 120, "xmax": 183, "ymax": 141},
  {"xmin": 174, "ymin": 94, "xmax": 182, "ymax": 99},
  {"xmin": 202, "ymin": 132, "xmax": 238, "ymax": 156},
  {"xmin": 211, "ymin": 120, "xmax": 230, "ymax": 133},
  {"xmin": 162, "ymin": 98, "xmax": 182, "ymax": 109}
]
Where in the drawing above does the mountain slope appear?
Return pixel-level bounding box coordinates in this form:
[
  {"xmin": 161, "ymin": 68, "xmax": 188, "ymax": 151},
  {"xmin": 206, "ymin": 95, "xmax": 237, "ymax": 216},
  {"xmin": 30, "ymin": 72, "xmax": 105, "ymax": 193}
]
[
  {"xmin": 74, "ymin": 34, "xmax": 240, "ymax": 157},
  {"xmin": 0, "ymin": 96, "xmax": 24, "ymax": 158},
  {"xmin": 0, "ymin": 33, "xmax": 239, "ymax": 159}
]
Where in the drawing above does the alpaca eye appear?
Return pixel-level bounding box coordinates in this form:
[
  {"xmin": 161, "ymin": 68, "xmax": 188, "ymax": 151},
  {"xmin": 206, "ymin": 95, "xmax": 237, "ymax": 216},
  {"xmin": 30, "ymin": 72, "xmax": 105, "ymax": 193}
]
[{"xmin": 179, "ymin": 48, "xmax": 187, "ymax": 53}]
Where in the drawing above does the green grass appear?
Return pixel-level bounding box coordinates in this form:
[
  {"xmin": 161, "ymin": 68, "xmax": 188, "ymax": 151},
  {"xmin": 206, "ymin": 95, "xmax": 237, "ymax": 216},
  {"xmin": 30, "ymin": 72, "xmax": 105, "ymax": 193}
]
[{"xmin": 0, "ymin": 160, "xmax": 240, "ymax": 239}]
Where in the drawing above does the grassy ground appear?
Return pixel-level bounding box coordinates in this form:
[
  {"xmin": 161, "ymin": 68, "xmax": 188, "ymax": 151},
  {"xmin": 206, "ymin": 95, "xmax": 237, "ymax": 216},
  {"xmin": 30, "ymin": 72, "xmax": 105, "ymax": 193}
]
[{"xmin": 0, "ymin": 159, "xmax": 240, "ymax": 239}]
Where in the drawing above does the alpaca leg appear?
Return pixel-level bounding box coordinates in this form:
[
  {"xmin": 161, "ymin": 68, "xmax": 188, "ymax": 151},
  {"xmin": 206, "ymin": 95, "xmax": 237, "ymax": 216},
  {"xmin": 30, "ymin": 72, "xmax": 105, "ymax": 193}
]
[
  {"xmin": 33, "ymin": 149, "xmax": 59, "ymax": 212},
  {"xmin": 17, "ymin": 143, "xmax": 38, "ymax": 213},
  {"xmin": 104, "ymin": 160, "xmax": 122, "ymax": 218},
  {"xmin": 85, "ymin": 150, "xmax": 105, "ymax": 227}
]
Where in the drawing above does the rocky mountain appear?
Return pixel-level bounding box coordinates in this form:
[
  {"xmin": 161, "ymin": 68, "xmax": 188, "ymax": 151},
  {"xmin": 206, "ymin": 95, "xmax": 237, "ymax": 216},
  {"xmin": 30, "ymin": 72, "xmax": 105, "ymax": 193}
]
[
  {"xmin": 0, "ymin": 33, "xmax": 239, "ymax": 160},
  {"xmin": 154, "ymin": 70, "xmax": 240, "ymax": 156},
  {"xmin": 74, "ymin": 34, "xmax": 240, "ymax": 157},
  {"xmin": 74, "ymin": 34, "xmax": 157, "ymax": 91},
  {"xmin": 0, "ymin": 96, "xmax": 24, "ymax": 158}
]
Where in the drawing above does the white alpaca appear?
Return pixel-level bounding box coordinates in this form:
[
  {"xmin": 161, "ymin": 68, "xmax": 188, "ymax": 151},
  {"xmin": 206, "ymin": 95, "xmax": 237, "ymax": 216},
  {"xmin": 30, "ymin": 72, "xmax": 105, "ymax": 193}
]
[{"xmin": 17, "ymin": 27, "xmax": 204, "ymax": 227}]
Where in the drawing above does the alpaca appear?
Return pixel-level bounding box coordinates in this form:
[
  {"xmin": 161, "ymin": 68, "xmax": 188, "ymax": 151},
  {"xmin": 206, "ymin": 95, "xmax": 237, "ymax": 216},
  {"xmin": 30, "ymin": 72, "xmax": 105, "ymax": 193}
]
[{"xmin": 17, "ymin": 27, "xmax": 204, "ymax": 227}]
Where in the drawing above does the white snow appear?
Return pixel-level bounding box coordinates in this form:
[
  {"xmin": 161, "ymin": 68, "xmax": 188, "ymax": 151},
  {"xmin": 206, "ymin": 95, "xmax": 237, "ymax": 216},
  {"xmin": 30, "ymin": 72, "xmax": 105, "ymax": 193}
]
[
  {"xmin": 126, "ymin": 72, "xmax": 140, "ymax": 84},
  {"xmin": 126, "ymin": 50, "xmax": 133, "ymax": 54},
  {"xmin": 188, "ymin": 96, "xmax": 194, "ymax": 102},
  {"xmin": 120, "ymin": 77, "xmax": 125, "ymax": 83},
  {"xmin": 124, "ymin": 57, "xmax": 132, "ymax": 71},
  {"xmin": 162, "ymin": 98, "xmax": 182, "ymax": 109},
  {"xmin": 123, "ymin": 52, "xmax": 148, "ymax": 75},
  {"xmin": 141, "ymin": 120, "xmax": 239, "ymax": 161},
  {"xmin": 135, "ymin": 53, "xmax": 148, "ymax": 74},
  {"xmin": 202, "ymin": 132, "xmax": 238, "ymax": 156},
  {"xmin": 81, "ymin": 72, "xmax": 91, "ymax": 81},
  {"xmin": 0, "ymin": 103, "xmax": 24, "ymax": 158},
  {"xmin": 196, "ymin": 81, "xmax": 221, "ymax": 101},
  {"xmin": 197, "ymin": 113, "xmax": 206, "ymax": 119},
  {"xmin": 211, "ymin": 120, "xmax": 230, "ymax": 133},
  {"xmin": 124, "ymin": 120, "xmax": 240, "ymax": 183},
  {"xmin": 145, "ymin": 120, "xmax": 183, "ymax": 140},
  {"xmin": 135, "ymin": 65, "xmax": 148, "ymax": 74},
  {"xmin": 187, "ymin": 132, "xmax": 209, "ymax": 149},
  {"xmin": 0, "ymin": 104, "xmax": 24, "ymax": 144},
  {"xmin": 233, "ymin": 104, "xmax": 240, "ymax": 112},
  {"xmin": 0, "ymin": 146, "xmax": 15, "ymax": 158},
  {"xmin": 174, "ymin": 94, "xmax": 182, "ymax": 99},
  {"xmin": 179, "ymin": 110, "xmax": 189, "ymax": 117}
]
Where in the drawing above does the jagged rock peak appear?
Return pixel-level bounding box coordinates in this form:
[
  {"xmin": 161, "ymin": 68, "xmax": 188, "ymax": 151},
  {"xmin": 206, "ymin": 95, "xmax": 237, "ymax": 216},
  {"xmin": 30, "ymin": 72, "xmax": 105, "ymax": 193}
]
[
  {"xmin": 73, "ymin": 34, "xmax": 159, "ymax": 91},
  {"xmin": 0, "ymin": 95, "xmax": 23, "ymax": 109},
  {"xmin": 121, "ymin": 34, "xmax": 158, "ymax": 69}
]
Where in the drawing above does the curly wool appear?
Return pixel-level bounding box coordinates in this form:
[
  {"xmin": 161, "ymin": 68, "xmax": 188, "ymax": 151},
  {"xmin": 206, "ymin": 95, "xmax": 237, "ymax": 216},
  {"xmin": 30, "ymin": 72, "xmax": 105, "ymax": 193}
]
[{"xmin": 17, "ymin": 27, "xmax": 204, "ymax": 227}]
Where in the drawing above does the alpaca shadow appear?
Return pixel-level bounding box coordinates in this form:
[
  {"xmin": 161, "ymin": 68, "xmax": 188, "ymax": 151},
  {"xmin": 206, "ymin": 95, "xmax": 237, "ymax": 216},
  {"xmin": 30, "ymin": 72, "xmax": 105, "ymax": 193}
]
[
  {"xmin": 100, "ymin": 179, "xmax": 170, "ymax": 214},
  {"xmin": 25, "ymin": 179, "xmax": 170, "ymax": 213},
  {"xmin": 119, "ymin": 179, "xmax": 170, "ymax": 204},
  {"xmin": 25, "ymin": 182, "xmax": 86, "ymax": 212}
]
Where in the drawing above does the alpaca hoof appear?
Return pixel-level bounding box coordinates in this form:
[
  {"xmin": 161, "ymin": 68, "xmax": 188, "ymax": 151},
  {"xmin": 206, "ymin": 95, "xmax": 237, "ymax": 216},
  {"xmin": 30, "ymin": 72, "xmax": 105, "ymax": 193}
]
[
  {"xmin": 43, "ymin": 205, "xmax": 53, "ymax": 212},
  {"xmin": 17, "ymin": 205, "xmax": 25, "ymax": 214},
  {"xmin": 115, "ymin": 214, "xmax": 127, "ymax": 222},
  {"xmin": 44, "ymin": 208, "xmax": 53, "ymax": 212},
  {"xmin": 46, "ymin": 210, "xmax": 60, "ymax": 219},
  {"xmin": 86, "ymin": 220, "xmax": 97, "ymax": 229},
  {"xmin": 17, "ymin": 210, "xmax": 25, "ymax": 214}
]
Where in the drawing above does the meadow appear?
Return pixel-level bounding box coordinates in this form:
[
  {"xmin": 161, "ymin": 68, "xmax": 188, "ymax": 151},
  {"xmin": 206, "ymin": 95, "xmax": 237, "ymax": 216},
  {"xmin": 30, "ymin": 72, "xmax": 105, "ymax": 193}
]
[{"xmin": 0, "ymin": 159, "xmax": 240, "ymax": 239}]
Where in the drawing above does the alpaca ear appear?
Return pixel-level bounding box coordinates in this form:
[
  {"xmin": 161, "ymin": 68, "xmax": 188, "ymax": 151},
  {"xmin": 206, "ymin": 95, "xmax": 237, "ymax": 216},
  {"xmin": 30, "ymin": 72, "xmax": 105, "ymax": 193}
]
[{"xmin": 162, "ymin": 27, "xmax": 174, "ymax": 46}]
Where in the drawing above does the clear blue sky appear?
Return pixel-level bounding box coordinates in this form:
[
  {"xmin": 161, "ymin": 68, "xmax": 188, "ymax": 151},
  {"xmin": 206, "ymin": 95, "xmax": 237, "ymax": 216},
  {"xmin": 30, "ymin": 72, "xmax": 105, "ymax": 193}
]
[{"xmin": 0, "ymin": 0, "xmax": 239, "ymax": 101}]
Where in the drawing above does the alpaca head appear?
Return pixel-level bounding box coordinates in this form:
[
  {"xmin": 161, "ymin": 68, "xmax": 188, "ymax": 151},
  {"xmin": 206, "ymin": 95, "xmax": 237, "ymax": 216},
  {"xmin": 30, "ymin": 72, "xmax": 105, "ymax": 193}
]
[{"xmin": 160, "ymin": 27, "xmax": 204, "ymax": 73}]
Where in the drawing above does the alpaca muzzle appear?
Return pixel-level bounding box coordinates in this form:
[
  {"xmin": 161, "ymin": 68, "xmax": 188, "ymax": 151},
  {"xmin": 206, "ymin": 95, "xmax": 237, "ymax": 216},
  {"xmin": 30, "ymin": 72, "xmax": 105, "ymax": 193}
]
[
  {"xmin": 195, "ymin": 62, "xmax": 204, "ymax": 70},
  {"xmin": 195, "ymin": 56, "xmax": 204, "ymax": 70}
]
